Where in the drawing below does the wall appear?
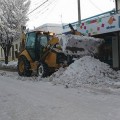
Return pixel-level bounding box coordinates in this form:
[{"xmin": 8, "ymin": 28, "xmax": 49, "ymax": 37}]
[{"xmin": 0, "ymin": 40, "xmax": 20, "ymax": 61}]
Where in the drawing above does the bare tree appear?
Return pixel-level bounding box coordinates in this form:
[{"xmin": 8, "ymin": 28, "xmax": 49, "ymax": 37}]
[{"xmin": 0, "ymin": 0, "xmax": 30, "ymax": 64}]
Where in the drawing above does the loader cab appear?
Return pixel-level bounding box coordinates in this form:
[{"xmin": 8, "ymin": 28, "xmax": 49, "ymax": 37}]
[{"xmin": 25, "ymin": 31, "xmax": 49, "ymax": 61}]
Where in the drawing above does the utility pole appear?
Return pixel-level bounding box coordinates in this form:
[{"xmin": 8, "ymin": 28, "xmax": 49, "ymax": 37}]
[
  {"xmin": 78, "ymin": 0, "xmax": 81, "ymax": 25},
  {"xmin": 115, "ymin": 0, "xmax": 118, "ymax": 12}
]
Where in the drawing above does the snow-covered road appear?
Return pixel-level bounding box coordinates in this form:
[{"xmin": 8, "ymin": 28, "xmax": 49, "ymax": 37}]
[{"xmin": 0, "ymin": 70, "xmax": 120, "ymax": 120}]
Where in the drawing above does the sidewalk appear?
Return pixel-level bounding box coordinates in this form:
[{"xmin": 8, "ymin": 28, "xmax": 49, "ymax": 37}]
[{"xmin": 0, "ymin": 60, "xmax": 17, "ymax": 71}]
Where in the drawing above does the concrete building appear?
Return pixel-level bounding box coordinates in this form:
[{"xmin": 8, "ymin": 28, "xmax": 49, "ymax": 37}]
[{"xmin": 35, "ymin": 23, "xmax": 63, "ymax": 35}]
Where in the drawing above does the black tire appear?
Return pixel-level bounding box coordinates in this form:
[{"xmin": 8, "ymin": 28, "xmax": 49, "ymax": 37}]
[
  {"xmin": 37, "ymin": 63, "xmax": 49, "ymax": 78},
  {"xmin": 18, "ymin": 56, "xmax": 32, "ymax": 77}
]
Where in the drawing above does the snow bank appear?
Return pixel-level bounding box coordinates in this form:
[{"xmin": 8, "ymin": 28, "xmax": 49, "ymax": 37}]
[
  {"xmin": 0, "ymin": 61, "xmax": 17, "ymax": 70},
  {"xmin": 50, "ymin": 56, "xmax": 120, "ymax": 88},
  {"xmin": 1, "ymin": 56, "xmax": 120, "ymax": 90}
]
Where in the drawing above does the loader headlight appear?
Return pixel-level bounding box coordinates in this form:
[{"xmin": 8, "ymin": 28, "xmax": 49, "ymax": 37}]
[{"xmin": 55, "ymin": 44, "xmax": 62, "ymax": 50}]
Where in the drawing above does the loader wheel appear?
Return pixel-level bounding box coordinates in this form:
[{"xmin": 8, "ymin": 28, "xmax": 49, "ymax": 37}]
[
  {"xmin": 18, "ymin": 56, "xmax": 32, "ymax": 77},
  {"xmin": 37, "ymin": 63, "xmax": 49, "ymax": 78}
]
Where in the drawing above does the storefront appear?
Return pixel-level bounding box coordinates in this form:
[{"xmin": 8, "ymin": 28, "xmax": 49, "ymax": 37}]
[
  {"xmin": 77, "ymin": 13, "xmax": 120, "ymax": 69},
  {"xmin": 63, "ymin": 12, "xmax": 120, "ymax": 69}
]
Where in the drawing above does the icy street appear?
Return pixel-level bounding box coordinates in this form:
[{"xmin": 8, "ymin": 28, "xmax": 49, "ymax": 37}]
[
  {"xmin": 1, "ymin": 56, "xmax": 120, "ymax": 120},
  {"xmin": 0, "ymin": 71, "xmax": 120, "ymax": 120}
]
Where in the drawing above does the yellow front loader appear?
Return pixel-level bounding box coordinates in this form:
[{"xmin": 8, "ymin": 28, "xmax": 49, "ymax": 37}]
[{"xmin": 17, "ymin": 30, "xmax": 68, "ymax": 77}]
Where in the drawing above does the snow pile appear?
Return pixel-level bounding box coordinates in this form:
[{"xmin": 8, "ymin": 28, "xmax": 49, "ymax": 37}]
[
  {"xmin": 58, "ymin": 34, "xmax": 104, "ymax": 56},
  {"xmin": 50, "ymin": 56, "xmax": 120, "ymax": 88},
  {"xmin": 0, "ymin": 61, "xmax": 17, "ymax": 70}
]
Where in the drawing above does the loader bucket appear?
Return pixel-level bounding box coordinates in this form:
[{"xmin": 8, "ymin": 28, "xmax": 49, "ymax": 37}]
[{"xmin": 57, "ymin": 34, "xmax": 104, "ymax": 58}]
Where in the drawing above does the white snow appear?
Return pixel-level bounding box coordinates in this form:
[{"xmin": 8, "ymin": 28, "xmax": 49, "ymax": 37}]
[
  {"xmin": 0, "ymin": 61, "xmax": 17, "ymax": 70},
  {"xmin": 50, "ymin": 56, "xmax": 120, "ymax": 89},
  {"xmin": 0, "ymin": 56, "xmax": 120, "ymax": 120},
  {"xmin": 58, "ymin": 34, "xmax": 104, "ymax": 56}
]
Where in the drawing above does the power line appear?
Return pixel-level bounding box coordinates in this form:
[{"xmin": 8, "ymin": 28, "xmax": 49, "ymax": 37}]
[
  {"xmin": 28, "ymin": 0, "xmax": 48, "ymax": 15},
  {"xmin": 37, "ymin": 0, "xmax": 57, "ymax": 15},
  {"xmin": 29, "ymin": 0, "xmax": 57, "ymax": 19},
  {"xmin": 28, "ymin": 0, "xmax": 58, "ymax": 26},
  {"xmin": 89, "ymin": 0, "xmax": 103, "ymax": 12},
  {"xmin": 40, "ymin": 0, "xmax": 58, "ymax": 22},
  {"xmin": 30, "ymin": 0, "xmax": 46, "ymax": 9}
]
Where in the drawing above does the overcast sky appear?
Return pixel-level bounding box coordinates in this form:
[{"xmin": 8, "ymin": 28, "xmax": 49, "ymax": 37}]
[{"xmin": 26, "ymin": 0, "xmax": 115, "ymax": 29}]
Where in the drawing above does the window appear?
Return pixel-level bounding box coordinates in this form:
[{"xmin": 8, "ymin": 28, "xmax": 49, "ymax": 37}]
[
  {"xmin": 26, "ymin": 32, "xmax": 36, "ymax": 48},
  {"xmin": 38, "ymin": 35, "xmax": 48, "ymax": 47}
]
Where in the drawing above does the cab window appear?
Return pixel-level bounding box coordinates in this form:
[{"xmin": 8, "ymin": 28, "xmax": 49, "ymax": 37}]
[
  {"xmin": 37, "ymin": 35, "xmax": 48, "ymax": 47},
  {"xmin": 26, "ymin": 32, "xmax": 36, "ymax": 48}
]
